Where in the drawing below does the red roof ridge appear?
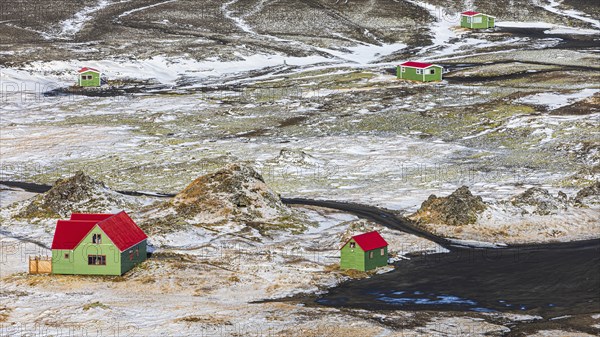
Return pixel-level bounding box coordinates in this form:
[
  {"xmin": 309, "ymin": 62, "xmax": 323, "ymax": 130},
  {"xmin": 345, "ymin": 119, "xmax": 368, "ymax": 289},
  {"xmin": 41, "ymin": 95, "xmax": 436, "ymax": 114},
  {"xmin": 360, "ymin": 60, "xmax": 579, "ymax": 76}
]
[
  {"xmin": 461, "ymin": 11, "xmax": 481, "ymax": 16},
  {"xmin": 399, "ymin": 61, "xmax": 438, "ymax": 69},
  {"xmin": 341, "ymin": 231, "xmax": 388, "ymax": 251},
  {"xmin": 70, "ymin": 213, "xmax": 112, "ymax": 221},
  {"xmin": 78, "ymin": 67, "xmax": 100, "ymax": 73}
]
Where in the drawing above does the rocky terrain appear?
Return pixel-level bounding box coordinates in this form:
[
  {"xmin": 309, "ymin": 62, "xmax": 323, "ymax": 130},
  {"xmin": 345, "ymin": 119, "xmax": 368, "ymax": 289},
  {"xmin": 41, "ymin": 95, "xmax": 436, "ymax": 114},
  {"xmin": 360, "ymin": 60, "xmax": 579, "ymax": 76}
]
[
  {"xmin": 1, "ymin": 0, "xmax": 599, "ymax": 335},
  {"xmin": 0, "ymin": 170, "xmax": 446, "ymax": 336},
  {"xmin": 411, "ymin": 183, "xmax": 600, "ymax": 244},
  {"xmin": 15, "ymin": 171, "xmax": 136, "ymax": 218},
  {"xmin": 411, "ymin": 186, "xmax": 488, "ymax": 226}
]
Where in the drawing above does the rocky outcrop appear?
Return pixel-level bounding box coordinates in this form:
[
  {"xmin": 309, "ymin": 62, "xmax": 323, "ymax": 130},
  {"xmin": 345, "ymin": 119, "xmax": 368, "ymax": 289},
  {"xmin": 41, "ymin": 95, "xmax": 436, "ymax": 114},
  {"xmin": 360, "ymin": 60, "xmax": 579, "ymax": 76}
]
[
  {"xmin": 574, "ymin": 181, "xmax": 600, "ymax": 206},
  {"xmin": 270, "ymin": 148, "xmax": 323, "ymax": 167},
  {"xmin": 18, "ymin": 172, "xmax": 128, "ymax": 218},
  {"xmin": 411, "ymin": 186, "xmax": 487, "ymax": 226},
  {"xmin": 158, "ymin": 163, "xmax": 305, "ymax": 233},
  {"xmin": 411, "ymin": 184, "xmax": 599, "ymax": 244},
  {"xmin": 510, "ymin": 187, "xmax": 569, "ymax": 215}
]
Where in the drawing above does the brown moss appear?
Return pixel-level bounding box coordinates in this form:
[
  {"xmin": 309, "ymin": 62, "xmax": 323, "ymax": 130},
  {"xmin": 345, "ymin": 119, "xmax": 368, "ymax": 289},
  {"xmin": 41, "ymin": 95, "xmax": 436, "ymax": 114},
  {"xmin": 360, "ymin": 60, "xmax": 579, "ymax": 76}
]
[{"xmin": 176, "ymin": 315, "xmax": 231, "ymax": 325}]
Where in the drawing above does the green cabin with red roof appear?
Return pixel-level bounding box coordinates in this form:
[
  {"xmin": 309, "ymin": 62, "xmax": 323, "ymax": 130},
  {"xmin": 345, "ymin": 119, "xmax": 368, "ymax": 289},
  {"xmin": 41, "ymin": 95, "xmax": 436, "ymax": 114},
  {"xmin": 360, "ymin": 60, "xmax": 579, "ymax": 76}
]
[
  {"xmin": 460, "ymin": 11, "xmax": 495, "ymax": 29},
  {"xmin": 51, "ymin": 211, "xmax": 147, "ymax": 275},
  {"xmin": 77, "ymin": 67, "xmax": 101, "ymax": 87},
  {"xmin": 397, "ymin": 61, "xmax": 443, "ymax": 82},
  {"xmin": 340, "ymin": 231, "xmax": 388, "ymax": 271}
]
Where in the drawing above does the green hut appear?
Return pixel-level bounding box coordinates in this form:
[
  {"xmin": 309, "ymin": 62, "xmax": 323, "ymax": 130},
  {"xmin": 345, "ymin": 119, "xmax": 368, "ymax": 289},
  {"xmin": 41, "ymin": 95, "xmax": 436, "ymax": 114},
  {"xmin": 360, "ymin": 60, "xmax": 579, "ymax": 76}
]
[
  {"xmin": 51, "ymin": 211, "xmax": 148, "ymax": 275},
  {"xmin": 397, "ymin": 61, "xmax": 443, "ymax": 82},
  {"xmin": 77, "ymin": 67, "xmax": 101, "ymax": 87},
  {"xmin": 340, "ymin": 231, "xmax": 388, "ymax": 271},
  {"xmin": 460, "ymin": 11, "xmax": 495, "ymax": 29}
]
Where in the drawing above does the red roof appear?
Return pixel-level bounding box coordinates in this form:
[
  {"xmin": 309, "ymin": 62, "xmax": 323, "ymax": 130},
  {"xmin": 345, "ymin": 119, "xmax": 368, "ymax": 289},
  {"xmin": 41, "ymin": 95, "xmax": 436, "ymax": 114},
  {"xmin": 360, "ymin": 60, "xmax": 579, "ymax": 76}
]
[
  {"xmin": 78, "ymin": 67, "xmax": 100, "ymax": 73},
  {"xmin": 51, "ymin": 211, "xmax": 147, "ymax": 251},
  {"xmin": 343, "ymin": 231, "xmax": 388, "ymax": 251},
  {"xmin": 98, "ymin": 212, "xmax": 147, "ymax": 251},
  {"xmin": 51, "ymin": 220, "xmax": 97, "ymax": 250},
  {"xmin": 70, "ymin": 213, "xmax": 112, "ymax": 221},
  {"xmin": 399, "ymin": 61, "xmax": 435, "ymax": 69},
  {"xmin": 461, "ymin": 11, "xmax": 480, "ymax": 16}
]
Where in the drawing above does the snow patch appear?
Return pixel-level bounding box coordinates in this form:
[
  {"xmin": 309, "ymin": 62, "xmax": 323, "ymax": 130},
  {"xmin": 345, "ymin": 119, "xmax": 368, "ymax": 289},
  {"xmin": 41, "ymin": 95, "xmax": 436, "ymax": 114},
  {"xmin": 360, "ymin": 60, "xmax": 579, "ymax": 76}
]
[{"xmin": 517, "ymin": 89, "xmax": 599, "ymax": 110}]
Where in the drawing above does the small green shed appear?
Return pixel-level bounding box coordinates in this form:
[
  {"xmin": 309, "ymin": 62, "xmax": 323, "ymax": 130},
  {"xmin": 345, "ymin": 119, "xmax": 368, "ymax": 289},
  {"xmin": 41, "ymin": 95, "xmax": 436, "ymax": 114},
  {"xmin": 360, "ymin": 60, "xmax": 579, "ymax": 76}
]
[
  {"xmin": 51, "ymin": 211, "xmax": 148, "ymax": 275},
  {"xmin": 460, "ymin": 11, "xmax": 495, "ymax": 29},
  {"xmin": 397, "ymin": 61, "xmax": 443, "ymax": 82},
  {"xmin": 77, "ymin": 67, "xmax": 101, "ymax": 87},
  {"xmin": 340, "ymin": 231, "xmax": 388, "ymax": 272}
]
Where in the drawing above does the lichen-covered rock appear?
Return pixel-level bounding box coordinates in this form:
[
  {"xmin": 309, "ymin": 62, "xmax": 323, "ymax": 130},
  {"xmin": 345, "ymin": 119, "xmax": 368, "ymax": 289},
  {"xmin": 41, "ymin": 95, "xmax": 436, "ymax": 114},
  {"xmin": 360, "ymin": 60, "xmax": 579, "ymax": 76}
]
[
  {"xmin": 574, "ymin": 181, "xmax": 600, "ymax": 206},
  {"xmin": 411, "ymin": 186, "xmax": 487, "ymax": 226},
  {"xmin": 158, "ymin": 163, "xmax": 306, "ymax": 233},
  {"xmin": 510, "ymin": 187, "xmax": 569, "ymax": 215},
  {"xmin": 17, "ymin": 171, "xmax": 129, "ymax": 218}
]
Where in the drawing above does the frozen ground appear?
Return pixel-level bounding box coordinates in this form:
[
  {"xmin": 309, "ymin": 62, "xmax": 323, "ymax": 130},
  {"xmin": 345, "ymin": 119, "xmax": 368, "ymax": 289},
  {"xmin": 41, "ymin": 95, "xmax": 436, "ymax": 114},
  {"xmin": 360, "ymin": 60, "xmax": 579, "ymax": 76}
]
[
  {"xmin": 1, "ymin": 0, "xmax": 599, "ymax": 335},
  {"xmin": 0, "ymin": 205, "xmax": 449, "ymax": 336}
]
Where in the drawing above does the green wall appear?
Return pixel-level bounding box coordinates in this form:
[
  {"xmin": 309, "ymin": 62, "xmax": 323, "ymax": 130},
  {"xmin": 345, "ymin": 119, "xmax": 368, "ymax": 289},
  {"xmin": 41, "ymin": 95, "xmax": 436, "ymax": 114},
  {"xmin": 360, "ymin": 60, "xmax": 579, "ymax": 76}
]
[
  {"xmin": 78, "ymin": 71, "xmax": 101, "ymax": 87},
  {"xmin": 363, "ymin": 246, "xmax": 388, "ymax": 271},
  {"xmin": 120, "ymin": 240, "xmax": 147, "ymax": 275},
  {"xmin": 57, "ymin": 226, "xmax": 121, "ymax": 275},
  {"xmin": 340, "ymin": 240, "xmax": 388, "ymax": 271},
  {"xmin": 397, "ymin": 65, "xmax": 443, "ymax": 82},
  {"xmin": 461, "ymin": 15, "xmax": 495, "ymax": 29},
  {"xmin": 52, "ymin": 249, "xmax": 74, "ymax": 274},
  {"xmin": 340, "ymin": 239, "xmax": 365, "ymax": 271},
  {"xmin": 53, "ymin": 225, "xmax": 147, "ymax": 275}
]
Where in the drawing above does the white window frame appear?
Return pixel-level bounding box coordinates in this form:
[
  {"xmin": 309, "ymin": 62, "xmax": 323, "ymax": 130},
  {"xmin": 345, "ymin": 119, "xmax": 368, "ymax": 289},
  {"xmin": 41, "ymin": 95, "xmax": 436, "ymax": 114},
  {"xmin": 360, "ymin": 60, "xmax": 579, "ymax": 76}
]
[
  {"xmin": 416, "ymin": 69, "xmax": 422, "ymax": 75},
  {"xmin": 473, "ymin": 16, "xmax": 483, "ymax": 23},
  {"xmin": 401, "ymin": 67, "xmax": 406, "ymax": 73},
  {"xmin": 466, "ymin": 17, "xmax": 471, "ymax": 23}
]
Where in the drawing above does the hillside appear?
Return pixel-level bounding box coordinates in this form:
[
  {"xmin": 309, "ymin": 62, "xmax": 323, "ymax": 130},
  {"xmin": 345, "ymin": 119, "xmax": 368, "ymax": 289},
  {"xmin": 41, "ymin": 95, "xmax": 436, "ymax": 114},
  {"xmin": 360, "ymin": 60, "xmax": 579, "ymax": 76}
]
[{"xmin": 142, "ymin": 163, "xmax": 309, "ymax": 235}]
